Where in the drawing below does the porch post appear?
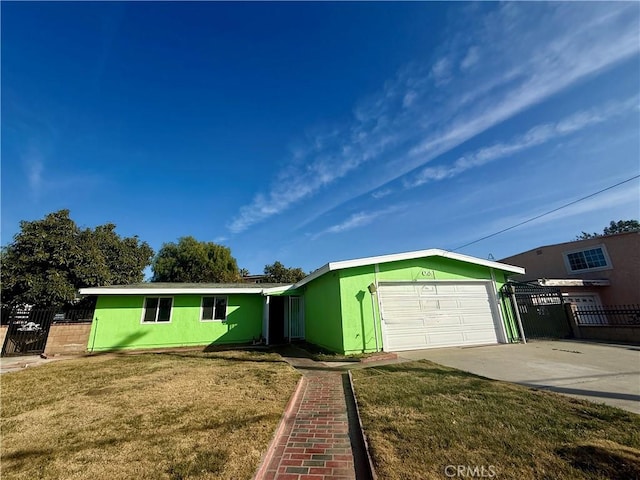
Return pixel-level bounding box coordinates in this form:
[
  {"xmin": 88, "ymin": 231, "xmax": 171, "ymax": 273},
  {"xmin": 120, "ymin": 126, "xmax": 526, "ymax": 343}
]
[{"xmin": 263, "ymin": 296, "xmax": 270, "ymax": 345}]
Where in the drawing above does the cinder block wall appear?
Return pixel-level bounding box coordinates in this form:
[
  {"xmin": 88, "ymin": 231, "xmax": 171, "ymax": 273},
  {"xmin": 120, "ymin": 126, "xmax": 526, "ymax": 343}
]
[{"xmin": 44, "ymin": 322, "xmax": 92, "ymax": 356}]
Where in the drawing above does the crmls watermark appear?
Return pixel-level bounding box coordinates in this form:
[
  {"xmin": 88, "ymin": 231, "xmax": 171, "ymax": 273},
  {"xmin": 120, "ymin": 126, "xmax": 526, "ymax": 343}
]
[{"xmin": 444, "ymin": 465, "xmax": 497, "ymax": 478}]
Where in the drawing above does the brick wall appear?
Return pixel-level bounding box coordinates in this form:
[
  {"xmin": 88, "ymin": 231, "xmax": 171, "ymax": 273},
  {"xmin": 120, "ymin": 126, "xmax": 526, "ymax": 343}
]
[{"xmin": 44, "ymin": 322, "xmax": 92, "ymax": 356}]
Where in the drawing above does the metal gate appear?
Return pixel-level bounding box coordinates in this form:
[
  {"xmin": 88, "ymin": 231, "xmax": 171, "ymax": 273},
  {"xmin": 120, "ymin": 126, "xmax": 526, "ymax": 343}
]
[
  {"xmin": 502, "ymin": 282, "xmax": 572, "ymax": 340},
  {"xmin": 1, "ymin": 308, "xmax": 57, "ymax": 356}
]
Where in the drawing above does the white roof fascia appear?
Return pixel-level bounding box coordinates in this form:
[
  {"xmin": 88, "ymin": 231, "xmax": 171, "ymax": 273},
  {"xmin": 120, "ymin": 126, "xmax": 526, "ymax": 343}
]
[
  {"xmin": 79, "ymin": 287, "xmax": 266, "ymax": 296},
  {"xmin": 261, "ymin": 285, "xmax": 295, "ymax": 295},
  {"xmin": 294, "ymin": 249, "xmax": 524, "ymax": 288},
  {"xmin": 293, "ymin": 264, "xmax": 331, "ymax": 289},
  {"xmin": 80, "ymin": 250, "xmax": 525, "ymax": 295}
]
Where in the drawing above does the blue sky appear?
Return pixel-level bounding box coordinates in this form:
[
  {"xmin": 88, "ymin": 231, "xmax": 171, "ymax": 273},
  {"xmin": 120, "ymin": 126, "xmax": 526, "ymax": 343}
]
[{"xmin": 2, "ymin": 2, "xmax": 639, "ymax": 275}]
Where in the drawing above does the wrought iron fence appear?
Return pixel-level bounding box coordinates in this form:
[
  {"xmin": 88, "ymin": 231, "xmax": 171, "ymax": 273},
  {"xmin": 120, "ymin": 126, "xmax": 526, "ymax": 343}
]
[
  {"xmin": 2, "ymin": 308, "xmax": 57, "ymax": 356},
  {"xmin": 501, "ymin": 282, "xmax": 572, "ymax": 339},
  {"xmin": 1, "ymin": 305, "xmax": 95, "ymax": 356},
  {"xmin": 572, "ymin": 305, "xmax": 640, "ymax": 326},
  {"xmin": 55, "ymin": 308, "xmax": 95, "ymax": 323}
]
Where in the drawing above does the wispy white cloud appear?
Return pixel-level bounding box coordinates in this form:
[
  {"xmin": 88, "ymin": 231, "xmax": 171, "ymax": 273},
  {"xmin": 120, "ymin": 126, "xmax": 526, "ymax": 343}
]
[
  {"xmin": 406, "ymin": 95, "xmax": 639, "ymax": 187},
  {"xmin": 228, "ymin": 106, "xmax": 399, "ymax": 233},
  {"xmin": 311, "ymin": 205, "xmax": 403, "ymax": 239},
  {"xmin": 402, "ymin": 90, "xmax": 418, "ymax": 108},
  {"xmin": 23, "ymin": 144, "xmax": 46, "ymax": 200},
  {"xmin": 229, "ymin": 3, "xmax": 640, "ymax": 234},
  {"xmin": 26, "ymin": 157, "xmax": 44, "ymax": 193},
  {"xmin": 408, "ymin": 5, "xmax": 639, "ymax": 160},
  {"xmin": 371, "ymin": 188, "xmax": 393, "ymax": 199},
  {"xmin": 325, "ymin": 211, "xmax": 380, "ymax": 234},
  {"xmin": 460, "ymin": 46, "xmax": 480, "ymax": 71},
  {"xmin": 22, "ymin": 144, "xmax": 104, "ymax": 202},
  {"xmin": 430, "ymin": 57, "xmax": 453, "ymax": 85}
]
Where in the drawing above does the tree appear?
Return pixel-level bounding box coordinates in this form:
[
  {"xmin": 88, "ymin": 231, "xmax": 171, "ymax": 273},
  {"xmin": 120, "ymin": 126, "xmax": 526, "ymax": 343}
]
[
  {"xmin": 1, "ymin": 210, "xmax": 154, "ymax": 308},
  {"xmin": 263, "ymin": 261, "xmax": 307, "ymax": 283},
  {"xmin": 89, "ymin": 224, "xmax": 154, "ymax": 284},
  {"xmin": 576, "ymin": 219, "xmax": 640, "ymax": 240},
  {"xmin": 151, "ymin": 236, "xmax": 239, "ymax": 283}
]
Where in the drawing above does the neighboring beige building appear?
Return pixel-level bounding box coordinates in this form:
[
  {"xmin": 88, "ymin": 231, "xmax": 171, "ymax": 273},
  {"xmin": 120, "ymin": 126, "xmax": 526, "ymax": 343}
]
[{"xmin": 501, "ymin": 231, "xmax": 640, "ymax": 307}]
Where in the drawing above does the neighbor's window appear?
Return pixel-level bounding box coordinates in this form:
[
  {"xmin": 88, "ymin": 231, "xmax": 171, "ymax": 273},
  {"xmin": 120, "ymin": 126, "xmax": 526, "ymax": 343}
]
[
  {"xmin": 564, "ymin": 246, "xmax": 611, "ymax": 273},
  {"xmin": 201, "ymin": 296, "xmax": 227, "ymax": 321},
  {"xmin": 143, "ymin": 297, "xmax": 173, "ymax": 323}
]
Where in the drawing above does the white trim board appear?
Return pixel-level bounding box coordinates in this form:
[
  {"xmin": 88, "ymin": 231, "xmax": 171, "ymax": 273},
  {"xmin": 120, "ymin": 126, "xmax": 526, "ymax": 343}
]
[{"xmin": 79, "ymin": 287, "xmax": 292, "ymax": 295}]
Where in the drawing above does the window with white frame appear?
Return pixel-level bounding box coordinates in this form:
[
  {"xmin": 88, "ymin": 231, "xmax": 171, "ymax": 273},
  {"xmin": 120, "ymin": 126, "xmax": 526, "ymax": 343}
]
[
  {"xmin": 142, "ymin": 297, "xmax": 173, "ymax": 323},
  {"xmin": 563, "ymin": 245, "xmax": 611, "ymax": 273},
  {"xmin": 201, "ymin": 296, "xmax": 227, "ymax": 321}
]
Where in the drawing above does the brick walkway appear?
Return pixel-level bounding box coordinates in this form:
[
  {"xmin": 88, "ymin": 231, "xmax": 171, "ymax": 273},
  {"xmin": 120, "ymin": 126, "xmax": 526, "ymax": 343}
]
[{"xmin": 258, "ymin": 371, "xmax": 356, "ymax": 480}]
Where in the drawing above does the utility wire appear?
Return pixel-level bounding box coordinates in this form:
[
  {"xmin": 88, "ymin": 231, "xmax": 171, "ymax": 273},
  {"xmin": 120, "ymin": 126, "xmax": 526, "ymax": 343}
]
[{"xmin": 453, "ymin": 174, "xmax": 640, "ymax": 252}]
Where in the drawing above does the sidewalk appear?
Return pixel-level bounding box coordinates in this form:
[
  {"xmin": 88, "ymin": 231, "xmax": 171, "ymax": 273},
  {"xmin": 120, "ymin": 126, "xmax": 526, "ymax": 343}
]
[{"xmin": 0, "ymin": 355, "xmax": 63, "ymax": 374}]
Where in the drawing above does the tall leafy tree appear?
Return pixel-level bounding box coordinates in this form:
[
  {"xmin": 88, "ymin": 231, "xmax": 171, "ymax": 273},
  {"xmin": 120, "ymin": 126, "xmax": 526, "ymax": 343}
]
[
  {"xmin": 89, "ymin": 224, "xmax": 154, "ymax": 284},
  {"xmin": 1, "ymin": 210, "xmax": 154, "ymax": 307},
  {"xmin": 151, "ymin": 236, "xmax": 239, "ymax": 283},
  {"xmin": 576, "ymin": 219, "xmax": 640, "ymax": 240},
  {"xmin": 263, "ymin": 261, "xmax": 307, "ymax": 283}
]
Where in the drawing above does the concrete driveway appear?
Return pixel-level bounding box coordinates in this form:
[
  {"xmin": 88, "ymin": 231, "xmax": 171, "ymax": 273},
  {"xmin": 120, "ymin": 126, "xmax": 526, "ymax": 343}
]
[{"xmin": 399, "ymin": 340, "xmax": 640, "ymax": 414}]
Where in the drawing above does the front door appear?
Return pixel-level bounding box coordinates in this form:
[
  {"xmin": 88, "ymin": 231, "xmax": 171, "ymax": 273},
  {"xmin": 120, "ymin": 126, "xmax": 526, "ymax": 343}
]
[{"xmin": 268, "ymin": 296, "xmax": 287, "ymax": 344}]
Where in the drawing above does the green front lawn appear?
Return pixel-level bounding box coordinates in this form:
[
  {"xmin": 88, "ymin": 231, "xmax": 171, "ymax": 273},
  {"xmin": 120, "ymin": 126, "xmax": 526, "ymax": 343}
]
[
  {"xmin": 1, "ymin": 351, "xmax": 300, "ymax": 480},
  {"xmin": 351, "ymin": 360, "xmax": 640, "ymax": 480}
]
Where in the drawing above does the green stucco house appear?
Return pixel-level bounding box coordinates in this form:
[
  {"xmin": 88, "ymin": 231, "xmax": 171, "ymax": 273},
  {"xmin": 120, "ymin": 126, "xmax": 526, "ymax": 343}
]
[{"xmin": 79, "ymin": 249, "xmax": 525, "ymax": 354}]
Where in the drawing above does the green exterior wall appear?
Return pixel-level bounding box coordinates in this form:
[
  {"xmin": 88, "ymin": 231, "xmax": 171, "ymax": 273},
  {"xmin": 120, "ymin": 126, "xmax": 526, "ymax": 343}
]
[
  {"xmin": 313, "ymin": 257, "xmax": 520, "ymax": 354},
  {"xmin": 85, "ymin": 258, "xmax": 521, "ymax": 354},
  {"xmin": 338, "ymin": 266, "xmax": 380, "ymax": 354},
  {"xmin": 302, "ymin": 272, "xmax": 344, "ymax": 353},
  {"xmin": 88, "ymin": 294, "xmax": 263, "ymax": 352}
]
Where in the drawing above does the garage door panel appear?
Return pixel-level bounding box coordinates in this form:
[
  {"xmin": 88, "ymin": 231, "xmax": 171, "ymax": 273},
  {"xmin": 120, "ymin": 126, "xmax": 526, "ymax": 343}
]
[
  {"xmin": 385, "ymin": 333, "xmax": 429, "ymax": 350},
  {"xmin": 417, "ymin": 298, "xmax": 491, "ymax": 311},
  {"xmin": 379, "ymin": 281, "xmax": 500, "ymax": 351},
  {"xmin": 386, "ymin": 316, "xmax": 425, "ymax": 325},
  {"xmin": 424, "ymin": 315, "xmax": 464, "ymax": 327},
  {"xmin": 426, "ymin": 331, "xmax": 467, "ymax": 345},
  {"xmin": 463, "ymin": 330, "xmax": 501, "ymax": 343}
]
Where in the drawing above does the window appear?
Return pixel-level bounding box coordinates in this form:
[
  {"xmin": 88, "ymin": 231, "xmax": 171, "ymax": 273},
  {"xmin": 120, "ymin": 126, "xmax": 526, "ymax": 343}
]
[
  {"xmin": 563, "ymin": 245, "xmax": 611, "ymax": 273},
  {"xmin": 143, "ymin": 297, "xmax": 173, "ymax": 323},
  {"xmin": 201, "ymin": 296, "xmax": 227, "ymax": 321}
]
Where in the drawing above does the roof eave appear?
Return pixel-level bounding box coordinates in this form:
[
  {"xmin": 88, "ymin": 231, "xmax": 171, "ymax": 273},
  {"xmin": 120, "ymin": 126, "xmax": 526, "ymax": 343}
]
[
  {"xmin": 293, "ymin": 249, "xmax": 524, "ymax": 287},
  {"xmin": 79, "ymin": 287, "xmax": 270, "ymax": 296}
]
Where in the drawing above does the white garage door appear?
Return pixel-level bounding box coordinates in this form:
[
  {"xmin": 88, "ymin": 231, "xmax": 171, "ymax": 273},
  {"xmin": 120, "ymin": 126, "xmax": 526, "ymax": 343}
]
[{"xmin": 379, "ymin": 282, "xmax": 501, "ymax": 351}]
